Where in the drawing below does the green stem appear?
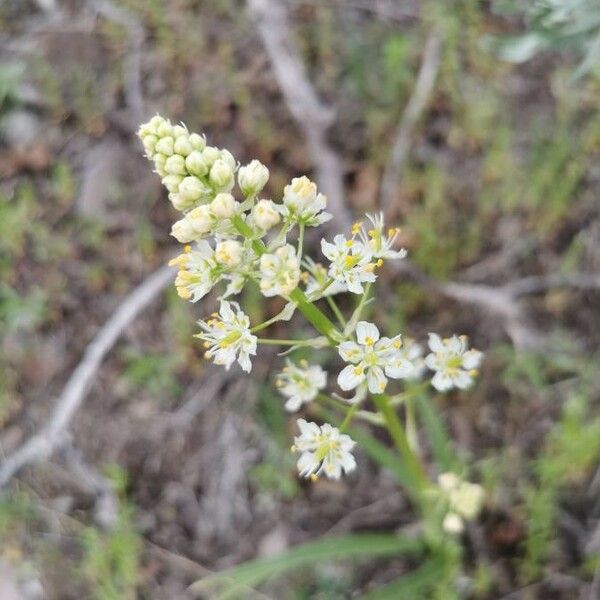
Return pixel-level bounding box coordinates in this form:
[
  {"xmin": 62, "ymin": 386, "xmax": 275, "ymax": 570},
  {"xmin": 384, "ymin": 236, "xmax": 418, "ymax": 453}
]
[
  {"xmin": 372, "ymin": 393, "xmax": 429, "ymax": 493},
  {"xmin": 232, "ymin": 217, "xmax": 339, "ymax": 342},
  {"xmin": 257, "ymin": 338, "xmax": 314, "ymax": 346},
  {"xmin": 297, "ymin": 223, "xmax": 305, "ymax": 257},
  {"xmin": 339, "ymin": 402, "xmax": 360, "ymax": 432},
  {"xmin": 405, "ymin": 396, "xmax": 419, "ymax": 453},
  {"xmin": 326, "ymin": 295, "xmax": 347, "ymax": 328}
]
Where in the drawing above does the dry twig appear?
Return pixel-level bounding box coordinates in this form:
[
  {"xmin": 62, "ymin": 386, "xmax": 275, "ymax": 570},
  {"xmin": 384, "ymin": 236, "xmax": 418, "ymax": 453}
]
[
  {"xmin": 0, "ymin": 265, "xmax": 173, "ymax": 489},
  {"xmin": 247, "ymin": 0, "xmax": 352, "ymax": 231},
  {"xmin": 380, "ymin": 32, "xmax": 443, "ymax": 217}
]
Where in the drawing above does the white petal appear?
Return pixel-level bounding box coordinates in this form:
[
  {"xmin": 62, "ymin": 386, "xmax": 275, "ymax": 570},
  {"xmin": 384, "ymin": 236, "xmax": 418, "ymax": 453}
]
[
  {"xmin": 285, "ymin": 396, "xmax": 303, "ymax": 412},
  {"xmin": 462, "ymin": 349, "xmax": 482, "ymax": 370},
  {"xmin": 431, "ymin": 371, "xmax": 453, "ymax": 392},
  {"xmin": 219, "ymin": 301, "xmax": 234, "ymax": 321},
  {"xmin": 367, "ymin": 366, "xmax": 387, "ymax": 394},
  {"xmin": 428, "ymin": 333, "xmax": 444, "ymax": 353},
  {"xmin": 356, "ymin": 321, "xmax": 380, "ymax": 345},
  {"xmin": 337, "ymin": 364, "xmax": 365, "ymax": 391},
  {"xmin": 452, "ymin": 370, "xmax": 473, "ymax": 390},
  {"xmin": 297, "ymin": 452, "xmax": 319, "ymax": 477},
  {"xmin": 338, "ymin": 341, "xmax": 363, "ymax": 363}
]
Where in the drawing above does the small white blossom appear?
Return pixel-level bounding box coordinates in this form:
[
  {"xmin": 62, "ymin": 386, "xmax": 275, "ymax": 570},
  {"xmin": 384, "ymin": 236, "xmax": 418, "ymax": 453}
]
[
  {"xmin": 384, "ymin": 337, "xmax": 426, "ymax": 380},
  {"xmin": 293, "ymin": 419, "xmax": 356, "ymax": 480},
  {"xmin": 168, "ymin": 242, "xmax": 219, "ymax": 302},
  {"xmin": 321, "ymin": 234, "xmax": 377, "ymax": 295},
  {"xmin": 337, "ymin": 321, "xmax": 403, "ymax": 394},
  {"xmin": 238, "ymin": 159, "xmax": 269, "ymax": 197},
  {"xmin": 425, "ymin": 334, "xmax": 483, "ymax": 392},
  {"xmin": 303, "ymin": 258, "xmax": 348, "ymax": 298},
  {"xmin": 280, "ymin": 176, "xmax": 332, "ymax": 227},
  {"xmin": 358, "ymin": 213, "xmax": 407, "ymax": 260},
  {"xmin": 259, "ymin": 244, "xmax": 301, "ymax": 297},
  {"xmin": 196, "ymin": 301, "xmax": 257, "ymax": 372},
  {"xmin": 215, "ymin": 240, "xmax": 244, "ymax": 267},
  {"xmin": 438, "ymin": 472, "xmax": 485, "ymax": 533},
  {"xmin": 276, "ymin": 360, "xmax": 327, "ymax": 412},
  {"xmin": 252, "ymin": 199, "xmax": 281, "ymax": 230}
]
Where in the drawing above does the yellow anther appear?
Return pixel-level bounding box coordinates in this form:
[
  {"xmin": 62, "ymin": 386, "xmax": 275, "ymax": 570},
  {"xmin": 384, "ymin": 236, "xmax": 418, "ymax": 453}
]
[
  {"xmin": 376, "ymin": 258, "xmax": 384, "ymax": 267},
  {"xmin": 184, "ymin": 245, "xmax": 192, "ymax": 253},
  {"xmin": 345, "ymin": 240, "xmax": 354, "ymax": 247},
  {"xmin": 368, "ymin": 229, "xmax": 376, "ymax": 237},
  {"xmin": 393, "ymin": 340, "xmax": 402, "ymax": 349},
  {"xmin": 203, "ymin": 341, "xmax": 211, "ymax": 348},
  {"xmin": 365, "ymin": 336, "xmax": 374, "ymax": 346},
  {"xmin": 387, "ymin": 228, "xmax": 397, "ymax": 237},
  {"xmin": 469, "ymin": 369, "xmax": 479, "ymax": 377},
  {"xmin": 364, "ymin": 263, "xmax": 376, "ymax": 272},
  {"xmin": 353, "ymin": 366, "xmax": 364, "ymax": 375},
  {"xmin": 309, "ymin": 473, "xmax": 319, "ymax": 482},
  {"xmin": 351, "ymin": 221, "xmax": 362, "ymax": 235},
  {"xmin": 177, "ymin": 286, "xmax": 192, "ymax": 299}
]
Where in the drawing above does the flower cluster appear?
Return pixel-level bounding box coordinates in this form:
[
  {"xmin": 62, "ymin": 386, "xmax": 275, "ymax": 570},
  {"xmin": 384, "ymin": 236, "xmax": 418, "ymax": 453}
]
[
  {"xmin": 438, "ymin": 473, "xmax": 485, "ymax": 534},
  {"xmin": 138, "ymin": 114, "xmax": 484, "ymax": 490}
]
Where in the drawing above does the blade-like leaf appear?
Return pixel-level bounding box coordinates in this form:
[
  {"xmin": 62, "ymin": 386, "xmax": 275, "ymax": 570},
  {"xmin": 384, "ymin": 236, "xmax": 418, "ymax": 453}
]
[
  {"xmin": 362, "ymin": 555, "xmax": 444, "ymax": 599},
  {"xmin": 190, "ymin": 533, "xmax": 424, "ymax": 599}
]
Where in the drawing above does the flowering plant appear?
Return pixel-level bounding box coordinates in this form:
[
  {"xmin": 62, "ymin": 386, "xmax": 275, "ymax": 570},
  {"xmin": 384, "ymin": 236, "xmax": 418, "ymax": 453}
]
[{"xmin": 138, "ymin": 115, "xmax": 486, "ymax": 595}]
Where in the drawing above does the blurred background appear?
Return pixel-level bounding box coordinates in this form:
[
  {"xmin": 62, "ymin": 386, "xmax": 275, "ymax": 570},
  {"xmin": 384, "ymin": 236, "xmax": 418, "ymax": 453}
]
[{"xmin": 1, "ymin": 0, "xmax": 599, "ymax": 598}]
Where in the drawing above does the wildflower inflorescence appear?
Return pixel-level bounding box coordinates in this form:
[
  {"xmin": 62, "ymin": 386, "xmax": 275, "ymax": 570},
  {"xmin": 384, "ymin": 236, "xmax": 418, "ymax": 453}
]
[{"xmin": 138, "ymin": 114, "xmax": 484, "ymax": 490}]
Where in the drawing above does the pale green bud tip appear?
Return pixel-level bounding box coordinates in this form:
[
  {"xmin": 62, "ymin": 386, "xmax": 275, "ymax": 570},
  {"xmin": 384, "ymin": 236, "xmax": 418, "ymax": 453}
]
[
  {"xmin": 162, "ymin": 174, "xmax": 184, "ymax": 193},
  {"xmin": 189, "ymin": 133, "xmax": 206, "ymax": 151},
  {"xmin": 155, "ymin": 136, "xmax": 174, "ymax": 156},
  {"xmin": 178, "ymin": 176, "xmax": 211, "ymax": 202},
  {"xmin": 185, "ymin": 151, "xmax": 209, "ymax": 177},
  {"xmin": 171, "ymin": 218, "xmax": 196, "ymax": 243},
  {"xmin": 165, "ymin": 154, "xmax": 187, "ymax": 175},
  {"xmin": 174, "ymin": 135, "xmax": 193, "ymax": 157},
  {"xmin": 238, "ymin": 159, "xmax": 269, "ymax": 196}
]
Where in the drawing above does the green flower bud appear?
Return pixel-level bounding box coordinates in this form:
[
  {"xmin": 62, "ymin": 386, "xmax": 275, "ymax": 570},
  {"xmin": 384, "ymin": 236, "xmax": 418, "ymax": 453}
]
[
  {"xmin": 209, "ymin": 159, "xmax": 234, "ymax": 190},
  {"xmin": 148, "ymin": 115, "xmax": 166, "ymax": 133},
  {"xmin": 174, "ymin": 135, "xmax": 193, "ymax": 157},
  {"xmin": 162, "ymin": 174, "xmax": 184, "ymax": 193},
  {"xmin": 171, "ymin": 217, "xmax": 197, "ymax": 243},
  {"xmin": 187, "ymin": 204, "xmax": 214, "ymax": 234},
  {"xmin": 238, "ymin": 159, "xmax": 269, "ymax": 197},
  {"xmin": 172, "ymin": 124, "xmax": 188, "ymax": 138},
  {"xmin": 178, "ymin": 176, "xmax": 212, "ymax": 203},
  {"xmin": 169, "ymin": 192, "xmax": 194, "ymax": 211},
  {"xmin": 202, "ymin": 146, "xmax": 221, "ymax": 166},
  {"xmin": 156, "ymin": 120, "xmax": 173, "ymax": 138},
  {"xmin": 185, "ymin": 150, "xmax": 210, "ymax": 177},
  {"xmin": 165, "ymin": 154, "xmax": 187, "ymax": 175},
  {"xmin": 142, "ymin": 134, "xmax": 158, "ymax": 155},
  {"xmin": 189, "ymin": 133, "xmax": 206, "ymax": 151},
  {"xmin": 153, "ymin": 154, "xmax": 167, "ymax": 176},
  {"xmin": 155, "ymin": 136, "xmax": 174, "ymax": 156}
]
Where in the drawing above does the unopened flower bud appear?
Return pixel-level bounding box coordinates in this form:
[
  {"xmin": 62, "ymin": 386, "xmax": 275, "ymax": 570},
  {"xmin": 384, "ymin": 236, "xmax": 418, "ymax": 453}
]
[
  {"xmin": 165, "ymin": 154, "xmax": 187, "ymax": 175},
  {"xmin": 171, "ymin": 218, "xmax": 196, "ymax": 243},
  {"xmin": 202, "ymin": 146, "xmax": 221, "ymax": 165},
  {"xmin": 169, "ymin": 193, "xmax": 194, "ymax": 211},
  {"xmin": 187, "ymin": 205, "xmax": 214, "ymax": 234},
  {"xmin": 215, "ymin": 240, "xmax": 243, "ymax": 267},
  {"xmin": 188, "ymin": 133, "xmax": 206, "ymax": 151},
  {"xmin": 185, "ymin": 151, "xmax": 210, "ymax": 177},
  {"xmin": 142, "ymin": 134, "xmax": 158, "ymax": 155},
  {"xmin": 209, "ymin": 159, "xmax": 234, "ymax": 190},
  {"xmin": 252, "ymin": 199, "xmax": 280, "ymax": 230},
  {"xmin": 220, "ymin": 149, "xmax": 237, "ymax": 171},
  {"xmin": 162, "ymin": 174, "xmax": 184, "ymax": 193},
  {"xmin": 211, "ymin": 193, "xmax": 238, "ymax": 219},
  {"xmin": 155, "ymin": 136, "xmax": 174, "ymax": 156},
  {"xmin": 148, "ymin": 115, "xmax": 166, "ymax": 133},
  {"xmin": 238, "ymin": 159, "xmax": 269, "ymax": 197},
  {"xmin": 153, "ymin": 154, "xmax": 167, "ymax": 176},
  {"xmin": 172, "ymin": 124, "xmax": 188, "ymax": 138},
  {"xmin": 174, "ymin": 135, "xmax": 193, "ymax": 157},
  {"xmin": 443, "ymin": 513, "xmax": 464, "ymax": 535},
  {"xmin": 156, "ymin": 120, "xmax": 173, "ymax": 138},
  {"xmin": 178, "ymin": 176, "xmax": 211, "ymax": 203}
]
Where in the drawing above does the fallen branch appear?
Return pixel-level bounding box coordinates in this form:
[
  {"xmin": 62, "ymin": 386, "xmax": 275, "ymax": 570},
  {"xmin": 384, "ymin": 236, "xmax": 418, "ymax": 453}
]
[
  {"xmin": 380, "ymin": 32, "xmax": 443, "ymax": 217},
  {"xmin": 0, "ymin": 265, "xmax": 173, "ymax": 489},
  {"xmin": 247, "ymin": 0, "xmax": 352, "ymax": 232}
]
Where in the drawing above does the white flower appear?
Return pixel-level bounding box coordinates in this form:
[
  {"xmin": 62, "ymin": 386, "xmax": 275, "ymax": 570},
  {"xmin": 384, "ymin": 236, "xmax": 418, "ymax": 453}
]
[
  {"xmin": 358, "ymin": 213, "xmax": 407, "ymax": 260},
  {"xmin": 259, "ymin": 244, "xmax": 300, "ymax": 297},
  {"xmin": 321, "ymin": 234, "xmax": 377, "ymax": 295},
  {"xmin": 303, "ymin": 258, "xmax": 348, "ymax": 298},
  {"xmin": 238, "ymin": 159, "xmax": 269, "ymax": 196},
  {"xmin": 293, "ymin": 419, "xmax": 356, "ymax": 480},
  {"xmin": 384, "ymin": 337, "xmax": 426, "ymax": 380},
  {"xmin": 168, "ymin": 242, "xmax": 219, "ymax": 302},
  {"xmin": 337, "ymin": 321, "xmax": 403, "ymax": 394},
  {"xmin": 425, "ymin": 334, "xmax": 483, "ymax": 392},
  {"xmin": 215, "ymin": 240, "xmax": 244, "ymax": 267},
  {"xmin": 276, "ymin": 360, "xmax": 327, "ymax": 412},
  {"xmin": 252, "ymin": 199, "xmax": 281, "ymax": 230},
  {"xmin": 210, "ymin": 193, "xmax": 238, "ymax": 219},
  {"xmin": 196, "ymin": 301, "xmax": 257, "ymax": 372},
  {"xmin": 280, "ymin": 176, "xmax": 332, "ymax": 226},
  {"xmin": 438, "ymin": 472, "xmax": 485, "ymax": 532}
]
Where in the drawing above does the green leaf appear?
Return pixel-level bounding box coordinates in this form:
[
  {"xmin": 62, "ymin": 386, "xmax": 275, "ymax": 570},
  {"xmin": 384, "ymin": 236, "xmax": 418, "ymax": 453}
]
[
  {"xmin": 361, "ymin": 555, "xmax": 444, "ymax": 599},
  {"xmin": 190, "ymin": 534, "xmax": 424, "ymax": 599}
]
